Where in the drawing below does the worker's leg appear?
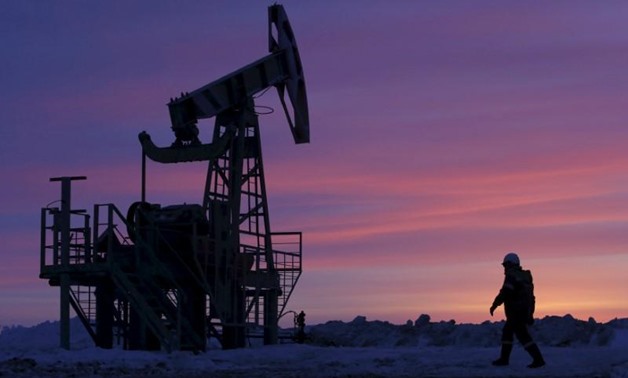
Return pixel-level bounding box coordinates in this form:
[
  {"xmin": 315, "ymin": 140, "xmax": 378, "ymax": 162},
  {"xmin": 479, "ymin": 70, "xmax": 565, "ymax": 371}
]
[
  {"xmin": 492, "ymin": 321, "xmax": 514, "ymax": 366},
  {"xmin": 514, "ymin": 322, "xmax": 545, "ymax": 368}
]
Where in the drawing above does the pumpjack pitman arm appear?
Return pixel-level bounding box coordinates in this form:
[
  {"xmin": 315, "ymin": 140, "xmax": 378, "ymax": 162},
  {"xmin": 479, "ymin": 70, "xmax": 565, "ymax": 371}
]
[{"xmin": 140, "ymin": 4, "xmax": 309, "ymax": 163}]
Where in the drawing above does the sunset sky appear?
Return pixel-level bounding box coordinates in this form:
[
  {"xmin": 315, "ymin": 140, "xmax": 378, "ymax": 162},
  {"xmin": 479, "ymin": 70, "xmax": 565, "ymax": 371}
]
[{"xmin": 1, "ymin": 1, "xmax": 628, "ymax": 328}]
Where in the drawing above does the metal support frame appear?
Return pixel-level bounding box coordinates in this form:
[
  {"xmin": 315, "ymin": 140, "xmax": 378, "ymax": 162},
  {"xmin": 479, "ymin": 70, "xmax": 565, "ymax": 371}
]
[{"xmin": 202, "ymin": 103, "xmax": 280, "ymax": 347}]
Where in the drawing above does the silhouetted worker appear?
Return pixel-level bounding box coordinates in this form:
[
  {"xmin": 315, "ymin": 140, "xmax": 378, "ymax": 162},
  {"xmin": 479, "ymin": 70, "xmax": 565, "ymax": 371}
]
[
  {"xmin": 296, "ymin": 310, "xmax": 306, "ymax": 343},
  {"xmin": 490, "ymin": 252, "xmax": 545, "ymax": 368}
]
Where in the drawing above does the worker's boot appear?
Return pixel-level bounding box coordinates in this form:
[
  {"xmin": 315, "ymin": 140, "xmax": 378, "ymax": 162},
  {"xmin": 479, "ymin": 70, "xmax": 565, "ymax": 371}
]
[
  {"xmin": 525, "ymin": 343, "xmax": 545, "ymax": 368},
  {"xmin": 492, "ymin": 343, "xmax": 512, "ymax": 366}
]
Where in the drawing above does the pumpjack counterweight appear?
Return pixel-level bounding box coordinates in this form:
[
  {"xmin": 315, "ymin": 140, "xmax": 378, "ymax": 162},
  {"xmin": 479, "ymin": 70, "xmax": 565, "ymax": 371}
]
[{"xmin": 40, "ymin": 4, "xmax": 307, "ymax": 352}]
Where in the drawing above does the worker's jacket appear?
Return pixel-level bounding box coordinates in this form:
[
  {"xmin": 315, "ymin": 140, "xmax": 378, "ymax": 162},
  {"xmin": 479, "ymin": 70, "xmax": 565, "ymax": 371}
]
[{"xmin": 492, "ymin": 266, "xmax": 535, "ymax": 324}]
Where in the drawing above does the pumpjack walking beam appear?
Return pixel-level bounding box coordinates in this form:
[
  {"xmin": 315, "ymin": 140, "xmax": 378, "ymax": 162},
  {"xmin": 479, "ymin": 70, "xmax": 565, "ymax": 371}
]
[{"xmin": 140, "ymin": 4, "xmax": 309, "ymax": 163}]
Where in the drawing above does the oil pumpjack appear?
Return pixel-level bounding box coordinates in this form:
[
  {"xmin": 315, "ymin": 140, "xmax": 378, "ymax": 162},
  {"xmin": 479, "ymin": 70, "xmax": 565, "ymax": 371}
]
[{"xmin": 39, "ymin": 4, "xmax": 308, "ymax": 352}]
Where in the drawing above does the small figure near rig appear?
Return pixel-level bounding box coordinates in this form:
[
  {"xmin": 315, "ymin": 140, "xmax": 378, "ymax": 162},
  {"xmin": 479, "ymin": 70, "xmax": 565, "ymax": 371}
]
[{"xmin": 296, "ymin": 310, "xmax": 306, "ymax": 344}]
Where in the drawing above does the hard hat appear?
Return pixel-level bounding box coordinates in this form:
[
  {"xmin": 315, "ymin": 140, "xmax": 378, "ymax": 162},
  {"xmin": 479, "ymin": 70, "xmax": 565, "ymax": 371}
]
[{"xmin": 502, "ymin": 252, "xmax": 520, "ymax": 266}]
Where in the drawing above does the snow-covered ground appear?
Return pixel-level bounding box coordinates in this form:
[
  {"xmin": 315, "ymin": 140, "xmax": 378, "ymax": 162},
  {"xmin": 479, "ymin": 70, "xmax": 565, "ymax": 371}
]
[{"xmin": 1, "ymin": 315, "xmax": 627, "ymax": 377}]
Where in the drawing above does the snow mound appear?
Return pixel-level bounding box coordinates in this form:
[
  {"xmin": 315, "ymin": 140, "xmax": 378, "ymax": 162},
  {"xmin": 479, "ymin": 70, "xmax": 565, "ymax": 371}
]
[
  {"xmin": 1, "ymin": 315, "xmax": 627, "ymax": 378},
  {"xmin": 0, "ymin": 318, "xmax": 92, "ymax": 353},
  {"xmin": 308, "ymin": 314, "xmax": 618, "ymax": 348}
]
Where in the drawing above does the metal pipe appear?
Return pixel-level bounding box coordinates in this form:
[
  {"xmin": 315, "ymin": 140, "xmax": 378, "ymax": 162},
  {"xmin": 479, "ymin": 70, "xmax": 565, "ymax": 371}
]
[
  {"xmin": 93, "ymin": 204, "xmax": 99, "ymax": 263},
  {"xmin": 59, "ymin": 178, "xmax": 72, "ymax": 350},
  {"xmin": 141, "ymin": 151, "xmax": 146, "ymax": 203},
  {"xmin": 40, "ymin": 208, "xmax": 47, "ymax": 273}
]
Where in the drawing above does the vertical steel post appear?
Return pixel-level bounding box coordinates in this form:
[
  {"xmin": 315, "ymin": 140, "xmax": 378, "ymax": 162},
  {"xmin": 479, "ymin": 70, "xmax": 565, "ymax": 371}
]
[
  {"xmin": 93, "ymin": 204, "xmax": 99, "ymax": 262},
  {"xmin": 141, "ymin": 151, "xmax": 146, "ymax": 203},
  {"xmin": 40, "ymin": 208, "xmax": 47, "ymax": 273},
  {"xmin": 263, "ymin": 289, "xmax": 278, "ymax": 345},
  {"xmin": 59, "ymin": 179, "xmax": 71, "ymax": 350},
  {"xmin": 50, "ymin": 176, "xmax": 86, "ymax": 350},
  {"xmin": 84, "ymin": 213, "xmax": 91, "ymax": 263}
]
